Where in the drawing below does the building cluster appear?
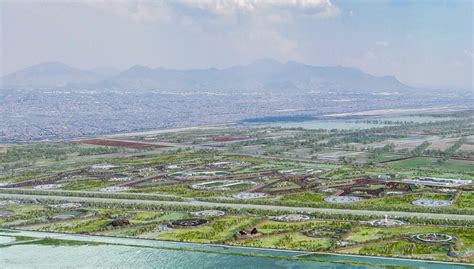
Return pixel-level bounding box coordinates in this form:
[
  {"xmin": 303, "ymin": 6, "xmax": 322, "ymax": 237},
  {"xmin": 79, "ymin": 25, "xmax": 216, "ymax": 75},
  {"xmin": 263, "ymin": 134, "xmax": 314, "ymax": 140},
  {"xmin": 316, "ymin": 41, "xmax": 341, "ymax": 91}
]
[{"xmin": 0, "ymin": 88, "xmax": 469, "ymax": 142}]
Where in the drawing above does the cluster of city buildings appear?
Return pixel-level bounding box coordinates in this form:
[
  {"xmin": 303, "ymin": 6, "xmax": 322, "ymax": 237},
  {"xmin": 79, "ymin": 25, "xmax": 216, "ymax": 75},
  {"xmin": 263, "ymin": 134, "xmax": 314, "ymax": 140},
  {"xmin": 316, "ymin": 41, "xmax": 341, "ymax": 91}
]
[{"xmin": 1, "ymin": 88, "xmax": 467, "ymax": 142}]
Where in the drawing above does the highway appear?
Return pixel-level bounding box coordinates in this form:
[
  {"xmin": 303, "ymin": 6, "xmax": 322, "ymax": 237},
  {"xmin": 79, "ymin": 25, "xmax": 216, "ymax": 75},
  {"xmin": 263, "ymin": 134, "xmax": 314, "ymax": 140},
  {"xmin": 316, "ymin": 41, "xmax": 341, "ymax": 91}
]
[{"xmin": 1, "ymin": 192, "xmax": 473, "ymax": 221}]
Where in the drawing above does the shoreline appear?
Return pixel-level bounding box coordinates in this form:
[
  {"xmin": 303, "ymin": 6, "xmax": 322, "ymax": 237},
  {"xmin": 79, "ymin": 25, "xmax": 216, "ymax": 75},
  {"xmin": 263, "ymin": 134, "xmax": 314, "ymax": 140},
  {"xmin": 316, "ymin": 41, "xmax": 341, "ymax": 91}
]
[{"xmin": 1, "ymin": 229, "xmax": 472, "ymax": 267}]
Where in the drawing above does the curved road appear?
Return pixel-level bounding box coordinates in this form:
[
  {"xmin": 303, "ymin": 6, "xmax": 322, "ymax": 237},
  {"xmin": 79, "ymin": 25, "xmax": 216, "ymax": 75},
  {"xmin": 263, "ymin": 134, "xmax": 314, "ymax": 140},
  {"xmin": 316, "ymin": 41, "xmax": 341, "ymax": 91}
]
[{"xmin": 1, "ymin": 192, "xmax": 473, "ymax": 221}]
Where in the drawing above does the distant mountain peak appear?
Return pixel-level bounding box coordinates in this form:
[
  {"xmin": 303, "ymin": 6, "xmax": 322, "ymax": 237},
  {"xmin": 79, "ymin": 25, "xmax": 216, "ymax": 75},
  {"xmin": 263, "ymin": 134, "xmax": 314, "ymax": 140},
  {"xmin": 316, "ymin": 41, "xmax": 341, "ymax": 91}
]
[
  {"xmin": 17, "ymin": 62, "xmax": 82, "ymax": 74},
  {"xmin": 129, "ymin": 64, "xmax": 151, "ymax": 70},
  {"xmin": 247, "ymin": 58, "xmax": 282, "ymax": 68},
  {"xmin": 126, "ymin": 64, "xmax": 153, "ymax": 73},
  {"xmin": 2, "ymin": 62, "xmax": 105, "ymax": 88},
  {"xmin": 1, "ymin": 60, "xmax": 412, "ymax": 93},
  {"xmin": 381, "ymin": 75, "xmax": 400, "ymax": 82},
  {"xmin": 32, "ymin": 61, "xmax": 62, "ymax": 66}
]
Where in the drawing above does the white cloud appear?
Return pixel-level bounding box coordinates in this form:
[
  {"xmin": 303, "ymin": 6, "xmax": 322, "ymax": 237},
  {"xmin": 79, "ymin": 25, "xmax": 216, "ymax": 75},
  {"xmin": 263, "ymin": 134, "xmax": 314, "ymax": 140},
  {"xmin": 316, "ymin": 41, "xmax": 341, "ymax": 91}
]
[
  {"xmin": 348, "ymin": 10, "xmax": 354, "ymax": 17},
  {"xmin": 84, "ymin": 0, "xmax": 340, "ymax": 23},
  {"xmin": 465, "ymin": 50, "xmax": 474, "ymax": 60},
  {"xmin": 375, "ymin": 41, "xmax": 390, "ymax": 46},
  {"xmin": 365, "ymin": 51, "xmax": 376, "ymax": 58},
  {"xmin": 83, "ymin": 0, "xmax": 338, "ymax": 63},
  {"xmin": 83, "ymin": 0, "xmax": 173, "ymax": 23},
  {"xmin": 187, "ymin": 0, "xmax": 340, "ymax": 18}
]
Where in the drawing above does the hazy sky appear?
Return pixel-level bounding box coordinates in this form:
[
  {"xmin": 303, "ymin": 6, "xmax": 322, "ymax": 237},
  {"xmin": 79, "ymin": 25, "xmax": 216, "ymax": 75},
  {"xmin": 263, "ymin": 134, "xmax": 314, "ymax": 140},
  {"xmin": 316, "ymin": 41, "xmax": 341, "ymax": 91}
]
[{"xmin": 1, "ymin": 0, "xmax": 472, "ymax": 89}]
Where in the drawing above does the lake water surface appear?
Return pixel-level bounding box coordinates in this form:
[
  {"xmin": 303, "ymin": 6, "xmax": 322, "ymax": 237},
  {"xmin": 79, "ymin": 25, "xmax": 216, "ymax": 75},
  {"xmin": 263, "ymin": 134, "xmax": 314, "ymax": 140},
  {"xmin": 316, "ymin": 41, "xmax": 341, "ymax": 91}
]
[{"xmin": 242, "ymin": 115, "xmax": 456, "ymax": 130}]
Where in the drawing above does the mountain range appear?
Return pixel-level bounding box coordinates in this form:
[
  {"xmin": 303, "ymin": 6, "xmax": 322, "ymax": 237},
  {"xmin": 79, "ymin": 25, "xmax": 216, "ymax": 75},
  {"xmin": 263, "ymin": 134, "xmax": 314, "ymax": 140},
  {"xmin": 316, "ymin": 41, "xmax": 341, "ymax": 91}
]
[{"xmin": 0, "ymin": 59, "xmax": 413, "ymax": 93}]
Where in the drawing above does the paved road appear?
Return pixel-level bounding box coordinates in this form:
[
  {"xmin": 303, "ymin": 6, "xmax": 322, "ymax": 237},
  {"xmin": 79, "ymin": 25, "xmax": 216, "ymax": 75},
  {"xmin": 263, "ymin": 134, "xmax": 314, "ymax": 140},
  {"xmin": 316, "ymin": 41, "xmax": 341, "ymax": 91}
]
[{"xmin": 1, "ymin": 192, "xmax": 473, "ymax": 221}]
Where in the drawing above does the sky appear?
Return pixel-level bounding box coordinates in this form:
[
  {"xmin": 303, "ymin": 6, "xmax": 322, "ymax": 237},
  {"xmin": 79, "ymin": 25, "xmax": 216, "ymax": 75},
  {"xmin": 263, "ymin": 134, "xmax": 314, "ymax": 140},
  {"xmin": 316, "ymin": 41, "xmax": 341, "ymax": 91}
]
[{"xmin": 1, "ymin": 0, "xmax": 472, "ymax": 89}]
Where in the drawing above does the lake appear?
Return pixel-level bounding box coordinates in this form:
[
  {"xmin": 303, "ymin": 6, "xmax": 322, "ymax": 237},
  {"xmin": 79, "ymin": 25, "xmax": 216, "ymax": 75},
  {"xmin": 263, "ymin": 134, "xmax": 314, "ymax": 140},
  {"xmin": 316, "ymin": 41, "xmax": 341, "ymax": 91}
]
[{"xmin": 241, "ymin": 115, "xmax": 457, "ymax": 130}]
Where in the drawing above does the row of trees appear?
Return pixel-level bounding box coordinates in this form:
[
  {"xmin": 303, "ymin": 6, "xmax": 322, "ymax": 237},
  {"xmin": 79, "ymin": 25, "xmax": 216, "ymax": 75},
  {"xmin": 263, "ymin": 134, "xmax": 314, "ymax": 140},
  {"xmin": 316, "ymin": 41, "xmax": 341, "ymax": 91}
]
[{"xmin": 437, "ymin": 138, "xmax": 466, "ymax": 163}]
